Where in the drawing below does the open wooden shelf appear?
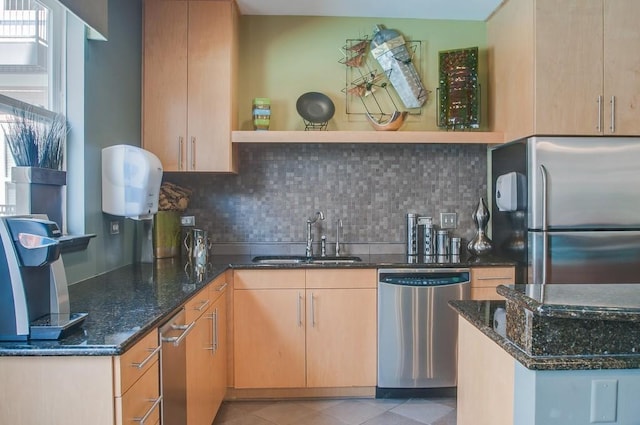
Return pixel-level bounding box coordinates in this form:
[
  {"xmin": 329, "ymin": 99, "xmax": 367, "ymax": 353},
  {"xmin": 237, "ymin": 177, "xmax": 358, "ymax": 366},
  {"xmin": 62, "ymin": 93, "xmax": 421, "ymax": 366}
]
[{"xmin": 232, "ymin": 130, "xmax": 505, "ymax": 145}]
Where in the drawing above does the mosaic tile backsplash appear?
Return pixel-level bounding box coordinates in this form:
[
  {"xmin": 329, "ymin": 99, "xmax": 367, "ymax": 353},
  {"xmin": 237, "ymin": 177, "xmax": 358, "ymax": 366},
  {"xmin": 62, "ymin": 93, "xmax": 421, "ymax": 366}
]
[{"xmin": 167, "ymin": 143, "xmax": 488, "ymax": 251}]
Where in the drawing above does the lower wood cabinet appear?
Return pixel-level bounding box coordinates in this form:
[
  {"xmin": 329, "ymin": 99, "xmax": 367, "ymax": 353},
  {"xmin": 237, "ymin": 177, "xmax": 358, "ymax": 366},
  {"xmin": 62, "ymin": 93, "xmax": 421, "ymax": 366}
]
[
  {"xmin": 457, "ymin": 318, "xmax": 515, "ymax": 425},
  {"xmin": 233, "ymin": 268, "xmax": 377, "ymax": 389},
  {"xmin": 0, "ymin": 329, "xmax": 161, "ymax": 425},
  {"xmin": 186, "ymin": 274, "xmax": 228, "ymax": 425},
  {"xmin": 470, "ymin": 266, "xmax": 515, "ymax": 300}
]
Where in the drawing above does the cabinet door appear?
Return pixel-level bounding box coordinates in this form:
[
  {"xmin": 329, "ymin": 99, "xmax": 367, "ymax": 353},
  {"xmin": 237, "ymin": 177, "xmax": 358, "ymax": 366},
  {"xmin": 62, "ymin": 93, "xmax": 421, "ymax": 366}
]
[
  {"xmin": 306, "ymin": 288, "xmax": 377, "ymax": 387},
  {"xmin": 234, "ymin": 289, "xmax": 306, "ymax": 388},
  {"xmin": 143, "ymin": 0, "xmax": 188, "ymax": 171},
  {"xmin": 186, "ymin": 303, "xmax": 214, "ymax": 425},
  {"xmin": 603, "ymin": 0, "xmax": 640, "ymax": 135},
  {"xmin": 211, "ymin": 291, "xmax": 227, "ymax": 416},
  {"xmin": 187, "ymin": 0, "xmax": 238, "ymax": 172},
  {"xmin": 534, "ymin": 0, "xmax": 603, "ymax": 135}
]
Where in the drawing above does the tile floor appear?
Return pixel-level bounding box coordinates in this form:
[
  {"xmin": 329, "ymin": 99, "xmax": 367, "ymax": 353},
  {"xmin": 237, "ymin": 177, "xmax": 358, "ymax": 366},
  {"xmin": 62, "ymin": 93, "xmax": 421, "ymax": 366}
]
[{"xmin": 212, "ymin": 398, "xmax": 457, "ymax": 425}]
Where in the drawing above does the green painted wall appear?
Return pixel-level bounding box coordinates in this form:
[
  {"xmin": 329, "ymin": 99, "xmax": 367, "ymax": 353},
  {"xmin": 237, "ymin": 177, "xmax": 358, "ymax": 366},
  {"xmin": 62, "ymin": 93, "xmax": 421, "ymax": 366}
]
[{"xmin": 238, "ymin": 16, "xmax": 488, "ymax": 131}]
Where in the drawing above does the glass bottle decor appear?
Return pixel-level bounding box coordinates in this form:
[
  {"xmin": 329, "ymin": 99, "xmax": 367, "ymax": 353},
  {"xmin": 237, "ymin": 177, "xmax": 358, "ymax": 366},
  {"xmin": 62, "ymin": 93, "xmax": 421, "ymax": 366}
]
[{"xmin": 467, "ymin": 196, "xmax": 493, "ymax": 256}]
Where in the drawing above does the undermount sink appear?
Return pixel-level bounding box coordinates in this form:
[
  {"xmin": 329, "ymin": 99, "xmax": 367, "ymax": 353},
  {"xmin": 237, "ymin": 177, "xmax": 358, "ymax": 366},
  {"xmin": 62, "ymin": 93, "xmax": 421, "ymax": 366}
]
[
  {"xmin": 252, "ymin": 255, "xmax": 362, "ymax": 265},
  {"xmin": 251, "ymin": 256, "xmax": 308, "ymax": 264},
  {"xmin": 309, "ymin": 256, "xmax": 362, "ymax": 264}
]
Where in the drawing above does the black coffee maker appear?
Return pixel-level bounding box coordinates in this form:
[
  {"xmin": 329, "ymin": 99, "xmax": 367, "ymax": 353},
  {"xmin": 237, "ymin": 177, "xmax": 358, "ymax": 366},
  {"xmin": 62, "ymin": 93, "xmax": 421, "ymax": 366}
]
[{"xmin": 0, "ymin": 217, "xmax": 86, "ymax": 341}]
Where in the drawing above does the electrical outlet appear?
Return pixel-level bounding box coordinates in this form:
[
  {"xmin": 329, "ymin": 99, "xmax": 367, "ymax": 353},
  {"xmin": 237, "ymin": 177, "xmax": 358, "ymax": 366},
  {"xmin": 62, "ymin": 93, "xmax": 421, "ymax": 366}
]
[
  {"xmin": 440, "ymin": 212, "xmax": 457, "ymax": 229},
  {"xmin": 181, "ymin": 215, "xmax": 195, "ymax": 226},
  {"xmin": 109, "ymin": 221, "xmax": 120, "ymax": 235}
]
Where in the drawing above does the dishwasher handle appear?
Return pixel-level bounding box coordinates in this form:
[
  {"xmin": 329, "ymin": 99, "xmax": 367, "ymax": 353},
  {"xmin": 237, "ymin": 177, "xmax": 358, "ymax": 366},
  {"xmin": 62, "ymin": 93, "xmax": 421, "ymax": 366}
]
[{"xmin": 161, "ymin": 321, "xmax": 196, "ymax": 347}]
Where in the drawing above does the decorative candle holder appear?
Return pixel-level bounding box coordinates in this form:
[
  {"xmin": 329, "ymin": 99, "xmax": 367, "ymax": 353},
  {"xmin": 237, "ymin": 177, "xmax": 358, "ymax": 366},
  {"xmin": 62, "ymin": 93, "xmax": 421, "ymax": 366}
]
[{"xmin": 467, "ymin": 196, "xmax": 493, "ymax": 256}]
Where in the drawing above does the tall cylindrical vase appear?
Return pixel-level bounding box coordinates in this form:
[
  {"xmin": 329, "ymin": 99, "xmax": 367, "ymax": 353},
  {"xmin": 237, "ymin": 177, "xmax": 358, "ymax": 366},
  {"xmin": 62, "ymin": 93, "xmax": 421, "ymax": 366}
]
[
  {"xmin": 467, "ymin": 196, "xmax": 493, "ymax": 256},
  {"xmin": 153, "ymin": 210, "xmax": 181, "ymax": 258}
]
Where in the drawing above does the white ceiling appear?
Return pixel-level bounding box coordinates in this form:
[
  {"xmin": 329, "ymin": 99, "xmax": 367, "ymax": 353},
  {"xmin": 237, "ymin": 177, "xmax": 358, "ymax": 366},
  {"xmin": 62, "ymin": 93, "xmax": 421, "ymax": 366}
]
[{"xmin": 235, "ymin": 0, "xmax": 504, "ymax": 21}]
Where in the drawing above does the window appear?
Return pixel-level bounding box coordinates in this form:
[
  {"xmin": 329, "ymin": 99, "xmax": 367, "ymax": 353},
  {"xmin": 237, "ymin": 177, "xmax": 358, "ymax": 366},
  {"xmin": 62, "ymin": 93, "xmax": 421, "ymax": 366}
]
[{"xmin": 0, "ymin": 0, "xmax": 65, "ymax": 224}]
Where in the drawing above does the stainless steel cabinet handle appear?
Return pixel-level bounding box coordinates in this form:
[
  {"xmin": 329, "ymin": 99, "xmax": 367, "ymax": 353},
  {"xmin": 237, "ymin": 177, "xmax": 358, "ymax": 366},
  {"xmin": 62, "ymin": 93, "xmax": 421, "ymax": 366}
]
[
  {"xmin": 597, "ymin": 95, "xmax": 602, "ymax": 132},
  {"xmin": 178, "ymin": 136, "xmax": 184, "ymax": 171},
  {"xmin": 215, "ymin": 282, "xmax": 228, "ymax": 292},
  {"xmin": 206, "ymin": 309, "xmax": 218, "ymax": 352},
  {"xmin": 161, "ymin": 321, "xmax": 196, "ymax": 347},
  {"xmin": 214, "ymin": 307, "xmax": 219, "ymax": 351},
  {"xmin": 310, "ymin": 292, "xmax": 316, "ymax": 328},
  {"xmin": 194, "ymin": 299, "xmax": 210, "ymax": 312},
  {"xmin": 191, "ymin": 136, "xmax": 196, "ymax": 170},
  {"xmin": 610, "ymin": 95, "xmax": 616, "ymax": 133},
  {"xmin": 133, "ymin": 395, "xmax": 163, "ymax": 425},
  {"xmin": 297, "ymin": 292, "xmax": 303, "ymax": 327},
  {"xmin": 539, "ymin": 164, "xmax": 549, "ymax": 286},
  {"xmin": 130, "ymin": 345, "xmax": 161, "ymax": 369}
]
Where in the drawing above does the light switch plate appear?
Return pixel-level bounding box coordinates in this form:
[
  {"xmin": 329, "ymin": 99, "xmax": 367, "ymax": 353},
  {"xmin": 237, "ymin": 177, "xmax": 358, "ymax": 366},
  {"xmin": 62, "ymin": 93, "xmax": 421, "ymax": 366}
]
[
  {"xmin": 440, "ymin": 212, "xmax": 457, "ymax": 229},
  {"xmin": 109, "ymin": 221, "xmax": 120, "ymax": 235},
  {"xmin": 181, "ymin": 215, "xmax": 195, "ymax": 226}
]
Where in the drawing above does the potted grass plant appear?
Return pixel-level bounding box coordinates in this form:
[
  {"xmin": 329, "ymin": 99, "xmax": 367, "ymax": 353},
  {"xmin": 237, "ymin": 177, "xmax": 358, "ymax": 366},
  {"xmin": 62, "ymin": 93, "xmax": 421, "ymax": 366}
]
[{"xmin": 2, "ymin": 109, "xmax": 68, "ymax": 228}]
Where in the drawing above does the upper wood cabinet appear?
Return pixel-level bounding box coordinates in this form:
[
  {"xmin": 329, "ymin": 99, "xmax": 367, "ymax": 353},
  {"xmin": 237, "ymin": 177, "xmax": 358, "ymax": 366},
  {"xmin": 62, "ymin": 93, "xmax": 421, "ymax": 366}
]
[
  {"xmin": 143, "ymin": 0, "xmax": 239, "ymax": 172},
  {"xmin": 488, "ymin": 0, "xmax": 640, "ymax": 141}
]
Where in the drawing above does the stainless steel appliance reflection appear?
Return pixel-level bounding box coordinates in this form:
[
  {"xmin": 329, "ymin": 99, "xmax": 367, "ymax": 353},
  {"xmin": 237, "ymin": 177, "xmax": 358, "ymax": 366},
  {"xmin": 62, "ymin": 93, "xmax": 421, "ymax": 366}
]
[
  {"xmin": 377, "ymin": 268, "xmax": 470, "ymax": 397},
  {"xmin": 160, "ymin": 308, "xmax": 192, "ymax": 425}
]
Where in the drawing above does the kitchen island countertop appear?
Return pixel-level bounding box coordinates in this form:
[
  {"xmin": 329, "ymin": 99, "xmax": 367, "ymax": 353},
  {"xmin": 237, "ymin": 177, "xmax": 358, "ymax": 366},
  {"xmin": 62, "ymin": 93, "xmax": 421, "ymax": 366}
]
[{"xmin": 450, "ymin": 297, "xmax": 640, "ymax": 371}]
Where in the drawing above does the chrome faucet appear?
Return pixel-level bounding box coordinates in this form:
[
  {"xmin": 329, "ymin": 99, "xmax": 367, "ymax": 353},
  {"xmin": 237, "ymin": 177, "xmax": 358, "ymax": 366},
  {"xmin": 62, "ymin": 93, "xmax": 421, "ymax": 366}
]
[
  {"xmin": 306, "ymin": 211, "xmax": 325, "ymax": 257},
  {"xmin": 335, "ymin": 218, "xmax": 343, "ymax": 256}
]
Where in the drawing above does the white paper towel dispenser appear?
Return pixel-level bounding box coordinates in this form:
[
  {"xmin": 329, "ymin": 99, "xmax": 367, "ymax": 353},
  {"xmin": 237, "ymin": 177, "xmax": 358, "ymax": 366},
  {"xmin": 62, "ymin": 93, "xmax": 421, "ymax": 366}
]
[
  {"xmin": 495, "ymin": 172, "xmax": 526, "ymax": 212},
  {"xmin": 102, "ymin": 145, "xmax": 163, "ymax": 220}
]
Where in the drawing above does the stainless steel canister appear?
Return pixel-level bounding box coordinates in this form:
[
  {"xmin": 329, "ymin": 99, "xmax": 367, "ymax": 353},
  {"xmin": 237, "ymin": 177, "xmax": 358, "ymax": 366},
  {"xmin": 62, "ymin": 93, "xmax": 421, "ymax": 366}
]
[
  {"xmin": 418, "ymin": 216, "xmax": 435, "ymax": 256},
  {"xmin": 406, "ymin": 213, "xmax": 418, "ymax": 256},
  {"xmin": 450, "ymin": 237, "xmax": 461, "ymax": 256},
  {"xmin": 436, "ymin": 229, "xmax": 450, "ymax": 256}
]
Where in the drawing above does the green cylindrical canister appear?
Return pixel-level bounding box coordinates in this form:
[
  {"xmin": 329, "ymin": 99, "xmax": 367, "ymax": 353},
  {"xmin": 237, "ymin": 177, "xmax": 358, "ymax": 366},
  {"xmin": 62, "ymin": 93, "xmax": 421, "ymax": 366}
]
[
  {"xmin": 252, "ymin": 97, "xmax": 271, "ymax": 130},
  {"xmin": 153, "ymin": 210, "xmax": 181, "ymax": 258}
]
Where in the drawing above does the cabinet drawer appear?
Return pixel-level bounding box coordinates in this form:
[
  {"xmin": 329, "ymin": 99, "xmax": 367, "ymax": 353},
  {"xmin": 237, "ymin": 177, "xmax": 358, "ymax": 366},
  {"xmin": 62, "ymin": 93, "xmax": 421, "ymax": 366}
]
[
  {"xmin": 185, "ymin": 286, "xmax": 212, "ymax": 323},
  {"xmin": 114, "ymin": 329, "xmax": 160, "ymax": 396},
  {"xmin": 471, "ymin": 267, "xmax": 515, "ymax": 285},
  {"xmin": 471, "ymin": 267, "xmax": 515, "ymax": 301},
  {"xmin": 115, "ymin": 359, "xmax": 161, "ymax": 425},
  {"xmin": 306, "ymin": 268, "xmax": 377, "ymax": 289},
  {"xmin": 234, "ymin": 269, "xmax": 305, "ymax": 289}
]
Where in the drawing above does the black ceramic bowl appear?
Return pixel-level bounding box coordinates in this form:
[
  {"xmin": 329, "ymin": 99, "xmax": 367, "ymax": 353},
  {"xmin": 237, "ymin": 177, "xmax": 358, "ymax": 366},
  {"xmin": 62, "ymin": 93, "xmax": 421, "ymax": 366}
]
[{"xmin": 296, "ymin": 92, "xmax": 335, "ymax": 123}]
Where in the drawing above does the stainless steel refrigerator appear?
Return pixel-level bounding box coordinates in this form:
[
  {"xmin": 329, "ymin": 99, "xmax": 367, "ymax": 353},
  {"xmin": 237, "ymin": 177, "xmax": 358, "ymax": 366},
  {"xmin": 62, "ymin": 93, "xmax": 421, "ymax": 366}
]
[{"xmin": 491, "ymin": 136, "xmax": 640, "ymax": 284}]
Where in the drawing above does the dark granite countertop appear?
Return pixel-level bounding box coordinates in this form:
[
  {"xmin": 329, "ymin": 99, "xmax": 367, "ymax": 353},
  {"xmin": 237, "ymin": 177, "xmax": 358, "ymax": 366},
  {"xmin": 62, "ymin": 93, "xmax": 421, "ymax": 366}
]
[
  {"xmin": 0, "ymin": 253, "xmax": 513, "ymax": 357},
  {"xmin": 0, "ymin": 259, "xmax": 228, "ymax": 356},
  {"xmin": 450, "ymin": 299, "xmax": 640, "ymax": 371},
  {"xmin": 496, "ymin": 283, "xmax": 640, "ymax": 322}
]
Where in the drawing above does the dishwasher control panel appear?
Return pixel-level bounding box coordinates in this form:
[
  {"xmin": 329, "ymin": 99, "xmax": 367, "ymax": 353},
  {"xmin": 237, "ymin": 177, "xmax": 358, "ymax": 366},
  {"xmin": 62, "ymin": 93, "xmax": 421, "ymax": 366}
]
[{"xmin": 378, "ymin": 268, "xmax": 470, "ymax": 287}]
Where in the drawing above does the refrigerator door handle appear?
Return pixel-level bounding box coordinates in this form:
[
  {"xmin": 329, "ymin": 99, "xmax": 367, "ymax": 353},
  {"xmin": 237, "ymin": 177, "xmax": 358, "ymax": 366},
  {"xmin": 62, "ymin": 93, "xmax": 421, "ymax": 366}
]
[{"xmin": 539, "ymin": 164, "xmax": 549, "ymax": 286}]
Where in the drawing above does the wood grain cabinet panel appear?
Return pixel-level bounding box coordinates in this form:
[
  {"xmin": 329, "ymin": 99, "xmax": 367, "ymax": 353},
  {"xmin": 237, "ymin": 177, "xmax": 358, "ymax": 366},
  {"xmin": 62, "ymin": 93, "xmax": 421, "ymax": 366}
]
[
  {"xmin": 233, "ymin": 269, "xmax": 377, "ymax": 389},
  {"xmin": 488, "ymin": 0, "xmax": 640, "ymax": 140},
  {"xmin": 470, "ymin": 267, "xmax": 515, "ymax": 300},
  {"xmin": 143, "ymin": 0, "xmax": 238, "ymax": 172}
]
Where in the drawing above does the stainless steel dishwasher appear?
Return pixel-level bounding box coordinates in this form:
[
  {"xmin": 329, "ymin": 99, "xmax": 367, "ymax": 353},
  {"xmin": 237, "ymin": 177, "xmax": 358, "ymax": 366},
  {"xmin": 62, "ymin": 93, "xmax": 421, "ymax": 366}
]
[
  {"xmin": 377, "ymin": 268, "xmax": 470, "ymax": 398},
  {"xmin": 159, "ymin": 307, "xmax": 195, "ymax": 425}
]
